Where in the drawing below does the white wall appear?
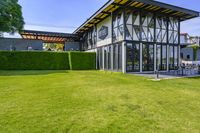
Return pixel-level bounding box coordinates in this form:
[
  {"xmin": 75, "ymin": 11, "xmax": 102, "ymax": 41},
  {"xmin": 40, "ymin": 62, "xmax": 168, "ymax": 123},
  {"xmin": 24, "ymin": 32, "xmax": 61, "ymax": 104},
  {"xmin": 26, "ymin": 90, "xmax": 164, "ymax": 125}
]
[
  {"xmin": 86, "ymin": 49, "xmax": 97, "ymax": 52},
  {"xmin": 96, "ymin": 16, "xmax": 112, "ymax": 47}
]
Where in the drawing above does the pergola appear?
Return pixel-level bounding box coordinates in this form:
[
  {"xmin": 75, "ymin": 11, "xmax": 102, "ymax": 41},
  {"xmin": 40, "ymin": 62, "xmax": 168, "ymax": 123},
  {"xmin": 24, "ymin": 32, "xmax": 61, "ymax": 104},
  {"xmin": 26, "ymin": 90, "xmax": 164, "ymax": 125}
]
[
  {"xmin": 74, "ymin": 0, "xmax": 199, "ymax": 34},
  {"xmin": 20, "ymin": 30, "xmax": 79, "ymax": 43}
]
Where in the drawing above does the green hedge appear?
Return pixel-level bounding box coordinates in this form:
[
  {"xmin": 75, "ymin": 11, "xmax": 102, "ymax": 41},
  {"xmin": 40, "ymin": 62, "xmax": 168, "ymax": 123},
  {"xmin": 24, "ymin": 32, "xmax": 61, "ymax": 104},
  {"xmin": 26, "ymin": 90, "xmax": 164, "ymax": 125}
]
[
  {"xmin": 69, "ymin": 52, "xmax": 96, "ymax": 70},
  {"xmin": 0, "ymin": 51, "xmax": 70, "ymax": 70},
  {"xmin": 0, "ymin": 51, "xmax": 96, "ymax": 70}
]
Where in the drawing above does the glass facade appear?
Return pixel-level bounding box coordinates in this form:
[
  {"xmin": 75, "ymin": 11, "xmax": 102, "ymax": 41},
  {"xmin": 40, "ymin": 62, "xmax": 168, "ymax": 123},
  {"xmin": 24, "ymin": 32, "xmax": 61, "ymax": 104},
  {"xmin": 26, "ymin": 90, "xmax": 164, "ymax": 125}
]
[
  {"xmin": 156, "ymin": 44, "xmax": 161, "ymax": 70},
  {"xmin": 169, "ymin": 45, "xmax": 174, "ymax": 70},
  {"xmin": 156, "ymin": 16, "xmax": 167, "ymax": 43},
  {"xmin": 162, "ymin": 45, "xmax": 167, "ymax": 70},
  {"xmin": 82, "ymin": 26, "xmax": 97, "ymax": 51},
  {"xmin": 113, "ymin": 12, "xmax": 124, "ymax": 42},
  {"xmin": 97, "ymin": 43, "xmax": 122, "ymax": 72},
  {"xmin": 156, "ymin": 44, "xmax": 167, "ymax": 70},
  {"xmin": 83, "ymin": 7, "xmax": 180, "ymax": 73},
  {"xmin": 97, "ymin": 48, "xmax": 103, "ymax": 70},
  {"xmin": 142, "ymin": 43, "xmax": 154, "ymax": 71},
  {"xmin": 126, "ymin": 43, "xmax": 140, "ymax": 72}
]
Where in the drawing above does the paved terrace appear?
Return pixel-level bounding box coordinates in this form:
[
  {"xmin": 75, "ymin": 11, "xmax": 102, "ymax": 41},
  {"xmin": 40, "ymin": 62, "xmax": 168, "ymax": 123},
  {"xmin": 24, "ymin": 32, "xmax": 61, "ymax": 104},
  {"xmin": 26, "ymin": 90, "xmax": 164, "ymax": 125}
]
[{"xmin": 129, "ymin": 69, "xmax": 200, "ymax": 80}]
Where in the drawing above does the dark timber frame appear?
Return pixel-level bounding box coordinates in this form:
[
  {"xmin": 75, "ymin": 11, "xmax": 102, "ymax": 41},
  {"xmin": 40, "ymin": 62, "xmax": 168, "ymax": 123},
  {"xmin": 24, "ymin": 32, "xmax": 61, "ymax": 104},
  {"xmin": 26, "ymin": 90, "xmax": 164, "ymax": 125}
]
[
  {"xmin": 21, "ymin": 30, "xmax": 79, "ymax": 43},
  {"xmin": 75, "ymin": 0, "xmax": 199, "ymax": 73},
  {"xmin": 74, "ymin": 0, "xmax": 199, "ymax": 35}
]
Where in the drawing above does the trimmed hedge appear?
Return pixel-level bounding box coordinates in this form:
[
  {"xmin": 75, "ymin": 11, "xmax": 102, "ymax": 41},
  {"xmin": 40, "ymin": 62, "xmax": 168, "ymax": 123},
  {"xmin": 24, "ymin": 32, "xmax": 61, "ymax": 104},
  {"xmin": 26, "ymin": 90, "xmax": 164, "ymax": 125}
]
[
  {"xmin": 0, "ymin": 51, "xmax": 97, "ymax": 70},
  {"xmin": 0, "ymin": 51, "xmax": 70, "ymax": 70},
  {"xmin": 69, "ymin": 52, "xmax": 96, "ymax": 70}
]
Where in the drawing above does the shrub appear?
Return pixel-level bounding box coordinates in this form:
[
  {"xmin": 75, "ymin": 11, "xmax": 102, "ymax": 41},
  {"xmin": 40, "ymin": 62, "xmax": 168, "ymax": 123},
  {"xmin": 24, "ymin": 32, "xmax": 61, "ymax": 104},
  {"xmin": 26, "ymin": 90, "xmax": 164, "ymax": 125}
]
[
  {"xmin": 0, "ymin": 51, "xmax": 70, "ymax": 70},
  {"xmin": 69, "ymin": 52, "xmax": 96, "ymax": 70}
]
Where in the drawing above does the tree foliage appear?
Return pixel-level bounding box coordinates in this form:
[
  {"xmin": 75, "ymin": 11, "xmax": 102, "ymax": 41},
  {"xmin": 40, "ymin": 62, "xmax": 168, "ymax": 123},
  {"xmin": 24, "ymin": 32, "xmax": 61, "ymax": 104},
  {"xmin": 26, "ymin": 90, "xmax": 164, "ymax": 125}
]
[
  {"xmin": 0, "ymin": 0, "xmax": 24, "ymax": 33},
  {"xmin": 43, "ymin": 43, "xmax": 64, "ymax": 51}
]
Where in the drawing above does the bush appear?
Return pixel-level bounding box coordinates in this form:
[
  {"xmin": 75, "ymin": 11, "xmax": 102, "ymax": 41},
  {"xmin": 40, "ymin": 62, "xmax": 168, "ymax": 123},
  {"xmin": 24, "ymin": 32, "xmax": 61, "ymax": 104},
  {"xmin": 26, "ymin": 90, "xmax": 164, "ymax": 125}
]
[
  {"xmin": 0, "ymin": 51, "xmax": 97, "ymax": 70},
  {"xmin": 69, "ymin": 52, "xmax": 96, "ymax": 70},
  {"xmin": 0, "ymin": 51, "xmax": 70, "ymax": 70}
]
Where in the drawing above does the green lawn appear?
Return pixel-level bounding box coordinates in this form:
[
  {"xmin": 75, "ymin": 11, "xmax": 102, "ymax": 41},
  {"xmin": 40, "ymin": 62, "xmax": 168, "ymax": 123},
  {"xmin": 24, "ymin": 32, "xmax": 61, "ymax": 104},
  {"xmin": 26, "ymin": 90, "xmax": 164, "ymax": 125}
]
[{"xmin": 0, "ymin": 71, "xmax": 200, "ymax": 133}]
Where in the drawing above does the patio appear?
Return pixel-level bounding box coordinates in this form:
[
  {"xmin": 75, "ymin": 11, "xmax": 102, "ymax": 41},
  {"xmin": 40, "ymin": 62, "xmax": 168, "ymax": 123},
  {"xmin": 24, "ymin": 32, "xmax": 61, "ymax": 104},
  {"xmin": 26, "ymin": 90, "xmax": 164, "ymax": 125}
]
[{"xmin": 130, "ymin": 64, "xmax": 200, "ymax": 80}]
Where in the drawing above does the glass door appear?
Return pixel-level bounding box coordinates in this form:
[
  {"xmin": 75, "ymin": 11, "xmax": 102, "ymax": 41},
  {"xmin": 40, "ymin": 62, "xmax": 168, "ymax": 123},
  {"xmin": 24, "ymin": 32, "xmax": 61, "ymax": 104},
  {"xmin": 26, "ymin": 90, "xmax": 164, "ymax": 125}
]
[
  {"xmin": 142, "ymin": 43, "xmax": 154, "ymax": 71},
  {"xmin": 126, "ymin": 42, "xmax": 140, "ymax": 72},
  {"xmin": 156, "ymin": 44, "xmax": 167, "ymax": 71}
]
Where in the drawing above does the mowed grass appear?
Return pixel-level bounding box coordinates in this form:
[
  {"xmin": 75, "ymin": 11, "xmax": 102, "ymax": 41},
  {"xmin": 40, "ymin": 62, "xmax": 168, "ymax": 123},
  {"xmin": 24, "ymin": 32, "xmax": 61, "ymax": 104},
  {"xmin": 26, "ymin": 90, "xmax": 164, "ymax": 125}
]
[{"xmin": 0, "ymin": 71, "xmax": 200, "ymax": 133}]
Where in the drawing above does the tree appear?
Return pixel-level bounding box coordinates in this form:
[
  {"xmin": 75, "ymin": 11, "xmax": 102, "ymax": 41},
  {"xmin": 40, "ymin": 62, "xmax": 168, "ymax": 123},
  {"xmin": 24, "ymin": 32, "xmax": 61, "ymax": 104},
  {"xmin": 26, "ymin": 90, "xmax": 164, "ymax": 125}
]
[{"xmin": 0, "ymin": 0, "xmax": 24, "ymax": 33}]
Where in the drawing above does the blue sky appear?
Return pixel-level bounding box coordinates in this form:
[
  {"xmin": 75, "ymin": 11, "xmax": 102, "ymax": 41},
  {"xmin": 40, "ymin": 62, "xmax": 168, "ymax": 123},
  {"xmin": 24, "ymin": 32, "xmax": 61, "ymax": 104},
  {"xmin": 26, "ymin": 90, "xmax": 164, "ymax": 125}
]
[{"xmin": 6, "ymin": 0, "xmax": 200, "ymax": 37}]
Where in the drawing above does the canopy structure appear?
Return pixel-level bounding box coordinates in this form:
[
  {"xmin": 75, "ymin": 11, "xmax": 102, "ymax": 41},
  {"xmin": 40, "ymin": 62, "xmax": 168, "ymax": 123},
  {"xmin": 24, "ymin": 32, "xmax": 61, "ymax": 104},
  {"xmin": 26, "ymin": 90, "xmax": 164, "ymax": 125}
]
[
  {"xmin": 74, "ymin": 0, "xmax": 199, "ymax": 34},
  {"xmin": 20, "ymin": 30, "xmax": 79, "ymax": 43}
]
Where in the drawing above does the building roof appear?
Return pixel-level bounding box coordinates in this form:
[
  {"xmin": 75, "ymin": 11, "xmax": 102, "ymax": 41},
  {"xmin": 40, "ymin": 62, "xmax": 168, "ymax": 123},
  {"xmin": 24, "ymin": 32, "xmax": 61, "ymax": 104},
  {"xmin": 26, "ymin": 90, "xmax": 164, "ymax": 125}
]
[
  {"xmin": 180, "ymin": 33, "xmax": 189, "ymax": 35},
  {"xmin": 74, "ymin": 0, "xmax": 200, "ymax": 34},
  {"xmin": 20, "ymin": 30, "xmax": 79, "ymax": 43}
]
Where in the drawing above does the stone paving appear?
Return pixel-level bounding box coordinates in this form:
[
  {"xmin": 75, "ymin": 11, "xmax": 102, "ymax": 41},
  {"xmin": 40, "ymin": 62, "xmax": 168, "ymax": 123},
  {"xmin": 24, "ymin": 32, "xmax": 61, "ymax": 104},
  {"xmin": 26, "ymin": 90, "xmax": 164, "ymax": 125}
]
[{"xmin": 129, "ymin": 70, "xmax": 200, "ymax": 80}]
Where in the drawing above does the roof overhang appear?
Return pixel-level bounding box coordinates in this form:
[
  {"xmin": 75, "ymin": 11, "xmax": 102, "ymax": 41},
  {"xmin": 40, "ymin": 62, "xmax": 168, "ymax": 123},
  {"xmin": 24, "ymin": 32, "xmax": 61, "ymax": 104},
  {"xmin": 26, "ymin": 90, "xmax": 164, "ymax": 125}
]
[
  {"xmin": 20, "ymin": 30, "xmax": 79, "ymax": 43},
  {"xmin": 74, "ymin": 0, "xmax": 199, "ymax": 35}
]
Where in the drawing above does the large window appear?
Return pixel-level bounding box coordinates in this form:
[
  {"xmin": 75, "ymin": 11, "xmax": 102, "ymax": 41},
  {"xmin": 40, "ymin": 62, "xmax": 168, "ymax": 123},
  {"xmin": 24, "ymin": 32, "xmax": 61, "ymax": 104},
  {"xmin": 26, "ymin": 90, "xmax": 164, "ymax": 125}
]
[
  {"xmin": 113, "ymin": 43, "xmax": 122, "ymax": 71},
  {"xmin": 127, "ymin": 43, "xmax": 133, "ymax": 71},
  {"xmin": 156, "ymin": 44, "xmax": 167, "ymax": 70},
  {"xmin": 125, "ymin": 11, "xmax": 154, "ymax": 42},
  {"xmin": 103, "ymin": 45, "xmax": 112, "ymax": 70},
  {"xmin": 82, "ymin": 26, "xmax": 97, "ymax": 50},
  {"xmin": 156, "ymin": 44, "xmax": 161, "ymax": 70},
  {"xmin": 125, "ymin": 11, "xmax": 133, "ymax": 40},
  {"xmin": 143, "ymin": 43, "xmax": 154, "ymax": 71},
  {"xmin": 108, "ymin": 46, "xmax": 112, "ymax": 70},
  {"xmin": 104, "ymin": 47, "xmax": 108, "ymax": 70},
  {"xmin": 97, "ymin": 44, "xmax": 122, "ymax": 72},
  {"xmin": 168, "ymin": 17, "xmax": 178, "ymax": 44},
  {"xmin": 162, "ymin": 45, "xmax": 167, "ymax": 70},
  {"xmin": 141, "ymin": 13, "xmax": 154, "ymax": 42},
  {"xmin": 97, "ymin": 48, "xmax": 103, "ymax": 69},
  {"xmin": 113, "ymin": 45, "xmax": 118, "ymax": 70},
  {"xmin": 156, "ymin": 17, "xmax": 167, "ymax": 43},
  {"xmin": 174, "ymin": 46, "xmax": 178, "ymax": 69},
  {"xmin": 126, "ymin": 43, "xmax": 140, "ymax": 72},
  {"xmin": 169, "ymin": 45, "xmax": 174, "ymax": 70},
  {"xmin": 118, "ymin": 44, "xmax": 122, "ymax": 71},
  {"xmin": 113, "ymin": 12, "xmax": 124, "ymax": 42},
  {"xmin": 125, "ymin": 10, "xmax": 140, "ymax": 41}
]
